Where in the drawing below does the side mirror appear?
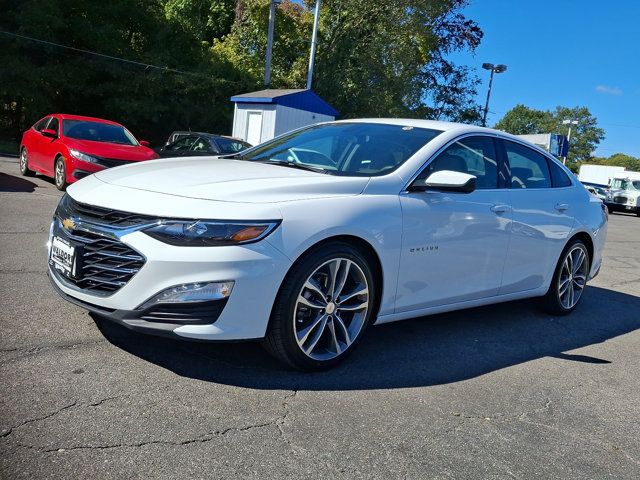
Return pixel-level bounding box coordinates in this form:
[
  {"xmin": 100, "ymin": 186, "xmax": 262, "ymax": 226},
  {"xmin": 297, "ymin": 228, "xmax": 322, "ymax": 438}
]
[
  {"xmin": 409, "ymin": 170, "xmax": 476, "ymax": 194},
  {"xmin": 139, "ymin": 140, "xmax": 151, "ymax": 147},
  {"xmin": 41, "ymin": 129, "xmax": 57, "ymax": 138}
]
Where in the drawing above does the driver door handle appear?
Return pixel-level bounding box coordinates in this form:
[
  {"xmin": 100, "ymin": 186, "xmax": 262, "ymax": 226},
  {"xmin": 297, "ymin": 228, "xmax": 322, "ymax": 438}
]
[
  {"xmin": 490, "ymin": 204, "xmax": 511, "ymax": 214},
  {"xmin": 555, "ymin": 203, "xmax": 569, "ymax": 212}
]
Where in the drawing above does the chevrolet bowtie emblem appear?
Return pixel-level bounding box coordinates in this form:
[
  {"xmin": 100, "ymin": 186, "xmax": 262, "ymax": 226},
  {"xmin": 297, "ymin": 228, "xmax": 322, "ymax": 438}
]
[{"xmin": 62, "ymin": 218, "xmax": 76, "ymax": 231}]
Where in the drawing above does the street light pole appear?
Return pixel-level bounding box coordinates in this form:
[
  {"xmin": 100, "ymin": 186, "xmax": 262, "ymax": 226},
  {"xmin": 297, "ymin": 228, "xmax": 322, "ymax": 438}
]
[
  {"xmin": 264, "ymin": 0, "xmax": 281, "ymax": 87},
  {"xmin": 306, "ymin": 0, "xmax": 321, "ymax": 90},
  {"xmin": 562, "ymin": 119, "xmax": 578, "ymax": 165},
  {"xmin": 481, "ymin": 63, "xmax": 507, "ymax": 127}
]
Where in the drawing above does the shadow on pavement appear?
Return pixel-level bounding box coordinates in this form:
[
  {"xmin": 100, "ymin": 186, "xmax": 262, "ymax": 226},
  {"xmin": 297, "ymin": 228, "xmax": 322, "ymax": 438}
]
[
  {"xmin": 0, "ymin": 172, "xmax": 38, "ymax": 192},
  {"xmin": 94, "ymin": 286, "xmax": 639, "ymax": 391}
]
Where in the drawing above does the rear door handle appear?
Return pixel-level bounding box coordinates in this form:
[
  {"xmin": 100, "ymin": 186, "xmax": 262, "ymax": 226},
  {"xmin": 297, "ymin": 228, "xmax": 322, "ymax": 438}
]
[
  {"xmin": 555, "ymin": 203, "xmax": 569, "ymax": 212},
  {"xmin": 490, "ymin": 204, "xmax": 511, "ymax": 214}
]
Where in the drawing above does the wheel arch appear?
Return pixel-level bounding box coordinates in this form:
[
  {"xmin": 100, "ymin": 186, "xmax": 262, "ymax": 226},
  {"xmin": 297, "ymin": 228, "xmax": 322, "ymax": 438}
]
[
  {"xmin": 271, "ymin": 234, "xmax": 385, "ymax": 323},
  {"xmin": 567, "ymin": 230, "xmax": 594, "ymax": 266}
]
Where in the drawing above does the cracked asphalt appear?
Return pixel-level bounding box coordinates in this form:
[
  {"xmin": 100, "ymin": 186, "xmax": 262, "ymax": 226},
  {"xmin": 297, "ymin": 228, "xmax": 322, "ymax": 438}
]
[{"xmin": 1, "ymin": 155, "xmax": 639, "ymax": 479}]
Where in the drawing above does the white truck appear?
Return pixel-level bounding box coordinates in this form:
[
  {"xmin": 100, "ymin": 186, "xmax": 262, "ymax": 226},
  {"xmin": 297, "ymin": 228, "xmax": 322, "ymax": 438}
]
[
  {"xmin": 578, "ymin": 164, "xmax": 626, "ymax": 187},
  {"xmin": 578, "ymin": 165, "xmax": 640, "ymax": 216}
]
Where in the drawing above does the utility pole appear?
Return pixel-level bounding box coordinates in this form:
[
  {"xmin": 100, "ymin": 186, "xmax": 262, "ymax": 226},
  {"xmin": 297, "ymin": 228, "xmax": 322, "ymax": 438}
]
[
  {"xmin": 306, "ymin": 0, "xmax": 321, "ymax": 90},
  {"xmin": 562, "ymin": 119, "xmax": 578, "ymax": 165},
  {"xmin": 481, "ymin": 63, "xmax": 507, "ymax": 127},
  {"xmin": 264, "ymin": 0, "xmax": 280, "ymax": 87}
]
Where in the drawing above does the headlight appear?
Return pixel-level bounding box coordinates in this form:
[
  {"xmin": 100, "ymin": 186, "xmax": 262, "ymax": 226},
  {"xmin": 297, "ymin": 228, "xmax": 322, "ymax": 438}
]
[
  {"xmin": 143, "ymin": 220, "xmax": 280, "ymax": 246},
  {"xmin": 69, "ymin": 149, "xmax": 99, "ymax": 164}
]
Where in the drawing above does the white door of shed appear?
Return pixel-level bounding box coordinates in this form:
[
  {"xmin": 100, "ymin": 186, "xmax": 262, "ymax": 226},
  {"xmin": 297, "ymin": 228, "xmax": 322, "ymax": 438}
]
[{"xmin": 246, "ymin": 111, "xmax": 263, "ymax": 146}]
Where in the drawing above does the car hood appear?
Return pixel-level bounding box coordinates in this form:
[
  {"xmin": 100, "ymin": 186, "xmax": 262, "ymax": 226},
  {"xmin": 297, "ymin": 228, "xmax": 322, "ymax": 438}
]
[
  {"xmin": 93, "ymin": 156, "xmax": 369, "ymax": 203},
  {"xmin": 65, "ymin": 138, "xmax": 158, "ymax": 161}
]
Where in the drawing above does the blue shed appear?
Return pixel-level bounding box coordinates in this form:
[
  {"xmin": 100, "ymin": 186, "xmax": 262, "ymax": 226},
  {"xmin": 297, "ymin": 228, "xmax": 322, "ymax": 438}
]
[{"xmin": 230, "ymin": 89, "xmax": 338, "ymax": 146}]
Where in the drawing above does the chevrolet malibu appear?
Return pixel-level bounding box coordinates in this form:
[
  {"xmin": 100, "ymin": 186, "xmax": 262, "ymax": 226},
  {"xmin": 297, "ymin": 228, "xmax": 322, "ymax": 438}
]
[{"xmin": 48, "ymin": 120, "xmax": 608, "ymax": 370}]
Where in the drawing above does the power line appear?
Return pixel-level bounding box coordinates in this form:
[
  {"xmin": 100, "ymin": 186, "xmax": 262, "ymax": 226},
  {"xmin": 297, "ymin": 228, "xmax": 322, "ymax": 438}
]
[{"xmin": 0, "ymin": 30, "xmax": 242, "ymax": 85}]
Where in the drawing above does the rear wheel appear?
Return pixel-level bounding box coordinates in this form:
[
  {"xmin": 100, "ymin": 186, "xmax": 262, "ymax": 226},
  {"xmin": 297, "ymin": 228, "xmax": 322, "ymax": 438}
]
[
  {"xmin": 19, "ymin": 148, "xmax": 35, "ymax": 176},
  {"xmin": 54, "ymin": 156, "xmax": 67, "ymax": 191},
  {"xmin": 263, "ymin": 242, "xmax": 378, "ymax": 370},
  {"xmin": 539, "ymin": 239, "xmax": 590, "ymax": 315}
]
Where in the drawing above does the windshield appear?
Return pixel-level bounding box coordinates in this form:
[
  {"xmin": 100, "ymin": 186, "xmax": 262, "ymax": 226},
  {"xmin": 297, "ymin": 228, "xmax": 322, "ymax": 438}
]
[
  {"xmin": 238, "ymin": 123, "xmax": 443, "ymax": 176},
  {"xmin": 63, "ymin": 120, "xmax": 138, "ymax": 145},
  {"xmin": 215, "ymin": 137, "xmax": 250, "ymax": 154}
]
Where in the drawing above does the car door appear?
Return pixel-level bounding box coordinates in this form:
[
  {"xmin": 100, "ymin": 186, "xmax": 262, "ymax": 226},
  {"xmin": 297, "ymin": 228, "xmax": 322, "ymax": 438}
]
[
  {"xmin": 396, "ymin": 135, "xmax": 512, "ymax": 313},
  {"xmin": 29, "ymin": 116, "xmax": 52, "ymax": 171},
  {"xmin": 498, "ymin": 139, "xmax": 575, "ymax": 295},
  {"xmin": 41, "ymin": 116, "xmax": 60, "ymax": 176}
]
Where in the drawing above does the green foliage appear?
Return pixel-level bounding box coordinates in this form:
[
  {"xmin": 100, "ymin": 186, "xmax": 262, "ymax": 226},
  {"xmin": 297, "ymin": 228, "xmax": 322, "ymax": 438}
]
[
  {"xmin": 494, "ymin": 104, "xmax": 605, "ymax": 163},
  {"xmin": 1, "ymin": 0, "xmax": 484, "ymax": 145},
  {"xmin": 0, "ymin": 0, "xmax": 255, "ymax": 144}
]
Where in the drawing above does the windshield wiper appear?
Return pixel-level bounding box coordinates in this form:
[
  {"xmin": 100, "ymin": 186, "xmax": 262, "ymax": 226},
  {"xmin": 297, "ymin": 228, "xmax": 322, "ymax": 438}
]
[{"xmin": 261, "ymin": 160, "xmax": 327, "ymax": 174}]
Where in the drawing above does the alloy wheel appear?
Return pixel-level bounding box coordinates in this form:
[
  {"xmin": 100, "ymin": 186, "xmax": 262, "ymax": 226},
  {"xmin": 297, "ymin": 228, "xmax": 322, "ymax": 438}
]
[
  {"xmin": 20, "ymin": 149, "xmax": 28, "ymax": 173},
  {"xmin": 558, "ymin": 245, "xmax": 588, "ymax": 309},
  {"xmin": 55, "ymin": 159, "xmax": 65, "ymax": 188},
  {"xmin": 293, "ymin": 258, "xmax": 370, "ymax": 360}
]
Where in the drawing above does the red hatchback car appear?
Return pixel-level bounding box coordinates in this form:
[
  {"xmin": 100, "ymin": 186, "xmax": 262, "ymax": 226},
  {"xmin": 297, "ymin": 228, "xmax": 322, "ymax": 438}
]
[{"xmin": 19, "ymin": 114, "xmax": 159, "ymax": 190}]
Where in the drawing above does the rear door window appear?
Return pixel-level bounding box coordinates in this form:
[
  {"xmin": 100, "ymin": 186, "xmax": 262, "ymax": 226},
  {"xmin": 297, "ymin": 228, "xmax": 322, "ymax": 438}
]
[{"xmin": 503, "ymin": 140, "xmax": 552, "ymax": 189}]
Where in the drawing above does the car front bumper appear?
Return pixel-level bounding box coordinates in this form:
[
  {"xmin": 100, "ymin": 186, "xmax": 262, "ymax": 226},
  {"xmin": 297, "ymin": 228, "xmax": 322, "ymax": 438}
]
[{"xmin": 49, "ymin": 227, "xmax": 292, "ymax": 341}]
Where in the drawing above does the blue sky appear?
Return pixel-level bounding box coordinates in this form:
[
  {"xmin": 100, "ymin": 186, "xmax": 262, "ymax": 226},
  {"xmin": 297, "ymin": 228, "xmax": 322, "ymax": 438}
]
[{"xmin": 449, "ymin": 0, "xmax": 640, "ymax": 157}]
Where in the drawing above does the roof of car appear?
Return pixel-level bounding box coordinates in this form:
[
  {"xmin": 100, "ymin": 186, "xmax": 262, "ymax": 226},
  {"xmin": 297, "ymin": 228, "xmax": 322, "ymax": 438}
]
[
  {"xmin": 170, "ymin": 131, "xmax": 249, "ymax": 143},
  {"xmin": 335, "ymin": 118, "xmax": 495, "ymax": 133},
  {"xmin": 55, "ymin": 114, "xmax": 122, "ymax": 125}
]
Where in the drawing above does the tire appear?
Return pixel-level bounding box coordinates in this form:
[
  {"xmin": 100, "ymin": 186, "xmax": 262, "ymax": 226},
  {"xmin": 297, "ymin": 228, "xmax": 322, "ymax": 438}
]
[
  {"xmin": 263, "ymin": 241, "xmax": 378, "ymax": 371},
  {"xmin": 54, "ymin": 156, "xmax": 67, "ymax": 191},
  {"xmin": 538, "ymin": 239, "xmax": 590, "ymax": 316},
  {"xmin": 19, "ymin": 148, "xmax": 35, "ymax": 176},
  {"xmin": 606, "ymin": 206, "xmax": 613, "ymax": 214}
]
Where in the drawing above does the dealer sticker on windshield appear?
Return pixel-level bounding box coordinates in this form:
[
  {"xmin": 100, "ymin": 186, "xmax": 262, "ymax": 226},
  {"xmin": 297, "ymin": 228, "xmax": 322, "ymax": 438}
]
[{"xmin": 50, "ymin": 236, "xmax": 76, "ymax": 278}]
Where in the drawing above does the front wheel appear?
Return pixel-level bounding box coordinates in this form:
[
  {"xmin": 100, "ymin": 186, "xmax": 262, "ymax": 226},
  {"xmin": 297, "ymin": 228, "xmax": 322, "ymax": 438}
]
[
  {"xmin": 19, "ymin": 148, "xmax": 35, "ymax": 176},
  {"xmin": 54, "ymin": 156, "xmax": 67, "ymax": 191},
  {"xmin": 539, "ymin": 239, "xmax": 590, "ymax": 315},
  {"xmin": 263, "ymin": 242, "xmax": 378, "ymax": 370}
]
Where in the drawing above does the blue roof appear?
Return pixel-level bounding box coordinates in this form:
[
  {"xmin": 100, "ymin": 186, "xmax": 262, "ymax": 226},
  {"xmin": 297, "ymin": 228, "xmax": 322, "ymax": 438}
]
[{"xmin": 230, "ymin": 89, "xmax": 339, "ymax": 117}]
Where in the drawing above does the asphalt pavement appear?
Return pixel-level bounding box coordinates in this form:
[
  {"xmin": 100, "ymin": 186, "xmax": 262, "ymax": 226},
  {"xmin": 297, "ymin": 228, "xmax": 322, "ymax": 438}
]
[{"xmin": 1, "ymin": 155, "xmax": 639, "ymax": 479}]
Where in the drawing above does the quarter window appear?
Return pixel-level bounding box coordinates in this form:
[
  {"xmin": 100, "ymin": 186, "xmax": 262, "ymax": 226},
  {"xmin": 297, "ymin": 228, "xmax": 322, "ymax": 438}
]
[
  {"xmin": 504, "ymin": 140, "xmax": 551, "ymax": 189},
  {"xmin": 419, "ymin": 136, "xmax": 499, "ymax": 189},
  {"xmin": 48, "ymin": 117, "xmax": 59, "ymax": 135},
  {"xmin": 34, "ymin": 117, "xmax": 50, "ymax": 132},
  {"xmin": 548, "ymin": 159, "xmax": 572, "ymax": 187}
]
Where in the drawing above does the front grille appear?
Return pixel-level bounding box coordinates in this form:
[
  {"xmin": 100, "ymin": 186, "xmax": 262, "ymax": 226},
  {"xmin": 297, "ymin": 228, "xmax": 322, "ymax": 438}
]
[
  {"xmin": 613, "ymin": 196, "xmax": 628, "ymax": 204},
  {"xmin": 68, "ymin": 197, "xmax": 158, "ymax": 227},
  {"xmin": 53, "ymin": 226, "xmax": 145, "ymax": 294},
  {"xmin": 94, "ymin": 157, "xmax": 136, "ymax": 169}
]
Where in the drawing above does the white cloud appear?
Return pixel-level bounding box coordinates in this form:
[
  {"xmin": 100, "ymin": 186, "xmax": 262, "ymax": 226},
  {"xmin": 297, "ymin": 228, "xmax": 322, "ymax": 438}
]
[{"xmin": 595, "ymin": 85, "xmax": 623, "ymax": 96}]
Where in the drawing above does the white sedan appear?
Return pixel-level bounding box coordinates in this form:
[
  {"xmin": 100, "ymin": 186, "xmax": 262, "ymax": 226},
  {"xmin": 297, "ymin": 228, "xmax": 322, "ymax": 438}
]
[{"xmin": 48, "ymin": 119, "xmax": 608, "ymax": 370}]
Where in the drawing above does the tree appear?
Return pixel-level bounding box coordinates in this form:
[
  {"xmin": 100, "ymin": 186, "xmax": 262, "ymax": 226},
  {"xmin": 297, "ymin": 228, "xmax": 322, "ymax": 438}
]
[
  {"xmin": 213, "ymin": 0, "xmax": 484, "ymax": 121},
  {"xmin": 494, "ymin": 105, "xmax": 605, "ymax": 162},
  {"xmin": 493, "ymin": 104, "xmax": 553, "ymax": 135}
]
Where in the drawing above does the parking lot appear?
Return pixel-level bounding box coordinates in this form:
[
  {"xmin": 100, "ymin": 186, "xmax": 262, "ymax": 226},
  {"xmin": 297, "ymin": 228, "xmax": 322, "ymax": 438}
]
[{"xmin": 1, "ymin": 154, "xmax": 639, "ymax": 479}]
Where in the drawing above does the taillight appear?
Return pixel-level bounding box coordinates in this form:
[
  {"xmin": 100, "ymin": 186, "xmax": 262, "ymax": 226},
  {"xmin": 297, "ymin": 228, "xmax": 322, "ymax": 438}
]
[{"xmin": 601, "ymin": 202, "xmax": 608, "ymax": 219}]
